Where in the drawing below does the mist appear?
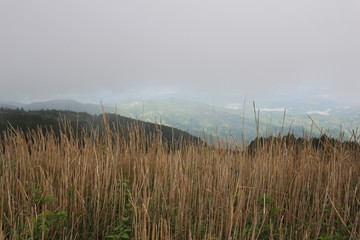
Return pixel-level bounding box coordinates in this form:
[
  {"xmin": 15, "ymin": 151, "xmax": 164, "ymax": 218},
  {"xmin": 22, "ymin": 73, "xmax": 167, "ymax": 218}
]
[{"xmin": 1, "ymin": 0, "xmax": 360, "ymax": 103}]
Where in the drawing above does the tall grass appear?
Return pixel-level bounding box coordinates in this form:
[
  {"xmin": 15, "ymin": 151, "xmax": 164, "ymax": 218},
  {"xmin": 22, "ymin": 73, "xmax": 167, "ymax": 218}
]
[{"xmin": 0, "ymin": 120, "xmax": 359, "ymax": 239}]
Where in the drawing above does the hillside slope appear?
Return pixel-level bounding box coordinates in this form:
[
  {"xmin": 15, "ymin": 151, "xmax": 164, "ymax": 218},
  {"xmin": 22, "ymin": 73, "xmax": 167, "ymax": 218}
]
[{"xmin": 0, "ymin": 108, "xmax": 201, "ymax": 147}]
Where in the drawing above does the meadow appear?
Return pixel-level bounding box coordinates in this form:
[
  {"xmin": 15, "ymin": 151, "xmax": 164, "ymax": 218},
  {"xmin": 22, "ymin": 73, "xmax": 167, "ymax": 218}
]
[{"xmin": 0, "ymin": 119, "xmax": 359, "ymax": 239}]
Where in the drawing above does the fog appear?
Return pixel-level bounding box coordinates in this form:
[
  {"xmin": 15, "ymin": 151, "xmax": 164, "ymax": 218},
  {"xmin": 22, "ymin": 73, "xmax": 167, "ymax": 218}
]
[{"xmin": 1, "ymin": 0, "xmax": 359, "ymax": 103}]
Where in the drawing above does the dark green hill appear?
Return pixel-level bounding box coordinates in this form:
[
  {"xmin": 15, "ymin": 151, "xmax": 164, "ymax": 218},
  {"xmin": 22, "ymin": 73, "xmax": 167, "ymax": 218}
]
[{"xmin": 0, "ymin": 108, "xmax": 201, "ymax": 148}]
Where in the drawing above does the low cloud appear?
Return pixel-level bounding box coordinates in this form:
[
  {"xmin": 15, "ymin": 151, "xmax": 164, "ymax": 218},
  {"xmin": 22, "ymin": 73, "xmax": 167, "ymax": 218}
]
[{"xmin": 1, "ymin": 0, "xmax": 359, "ymax": 103}]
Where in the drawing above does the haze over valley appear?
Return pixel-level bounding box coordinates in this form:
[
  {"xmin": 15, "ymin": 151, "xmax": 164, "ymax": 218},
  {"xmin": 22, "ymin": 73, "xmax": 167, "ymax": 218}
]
[{"xmin": 1, "ymin": 90, "xmax": 359, "ymax": 142}]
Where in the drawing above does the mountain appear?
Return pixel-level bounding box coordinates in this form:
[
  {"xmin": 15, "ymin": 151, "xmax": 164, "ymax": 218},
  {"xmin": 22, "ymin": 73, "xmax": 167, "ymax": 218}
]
[
  {"xmin": 23, "ymin": 99, "xmax": 102, "ymax": 114},
  {"xmin": 114, "ymin": 98, "xmax": 360, "ymax": 141},
  {"xmin": 0, "ymin": 108, "xmax": 201, "ymax": 147},
  {"xmin": 0, "ymin": 101, "xmax": 26, "ymax": 109},
  {"xmin": 1, "ymin": 97, "xmax": 358, "ymax": 142},
  {"xmin": 0, "ymin": 104, "xmax": 18, "ymax": 109}
]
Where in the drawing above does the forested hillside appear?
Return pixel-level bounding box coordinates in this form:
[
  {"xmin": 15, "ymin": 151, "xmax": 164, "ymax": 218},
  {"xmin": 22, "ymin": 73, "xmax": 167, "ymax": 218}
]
[{"xmin": 0, "ymin": 108, "xmax": 200, "ymax": 146}]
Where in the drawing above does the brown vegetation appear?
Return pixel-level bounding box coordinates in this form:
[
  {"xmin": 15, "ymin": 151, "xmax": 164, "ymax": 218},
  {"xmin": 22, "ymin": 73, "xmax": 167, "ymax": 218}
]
[{"xmin": 0, "ymin": 121, "xmax": 359, "ymax": 239}]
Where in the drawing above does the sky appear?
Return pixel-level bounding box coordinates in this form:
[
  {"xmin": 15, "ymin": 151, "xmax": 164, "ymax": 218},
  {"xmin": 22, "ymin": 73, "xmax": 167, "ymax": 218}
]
[{"xmin": 1, "ymin": 0, "xmax": 360, "ymax": 103}]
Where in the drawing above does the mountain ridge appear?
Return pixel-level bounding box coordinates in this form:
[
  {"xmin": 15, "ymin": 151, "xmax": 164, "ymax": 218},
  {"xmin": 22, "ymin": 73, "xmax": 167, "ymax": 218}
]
[{"xmin": 1, "ymin": 98, "xmax": 358, "ymax": 141}]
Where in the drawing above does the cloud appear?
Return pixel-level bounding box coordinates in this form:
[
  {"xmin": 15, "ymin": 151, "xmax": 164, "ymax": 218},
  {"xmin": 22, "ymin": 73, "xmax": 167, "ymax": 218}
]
[
  {"xmin": 258, "ymin": 108, "xmax": 286, "ymax": 112},
  {"xmin": 307, "ymin": 109, "xmax": 331, "ymax": 116},
  {"xmin": 0, "ymin": 0, "xmax": 359, "ymax": 103}
]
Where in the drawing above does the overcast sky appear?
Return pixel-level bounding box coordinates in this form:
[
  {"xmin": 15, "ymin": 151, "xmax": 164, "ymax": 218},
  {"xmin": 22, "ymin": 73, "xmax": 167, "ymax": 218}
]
[{"xmin": 1, "ymin": 0, "xmax": 360, "ymax": 103}]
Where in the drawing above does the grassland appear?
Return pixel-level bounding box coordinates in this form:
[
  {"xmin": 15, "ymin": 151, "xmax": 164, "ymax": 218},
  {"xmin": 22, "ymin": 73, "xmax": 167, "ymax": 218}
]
[{"xmin": 0, "ymin": 119, "xmax": 359, "ymax": 239}]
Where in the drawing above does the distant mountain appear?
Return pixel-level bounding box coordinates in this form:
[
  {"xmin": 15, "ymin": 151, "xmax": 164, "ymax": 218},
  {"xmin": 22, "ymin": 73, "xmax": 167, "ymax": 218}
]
[
  {"xmin": 0, "ymin": 101, "xmax": 26, "ymax": 109},
  {"xmin": 0, "ymin": 104, "xmax": 18, "ymax": 109},
  {"xmin": 1, "ymin": 97, "xmax": 358, "ymax": 141},
  {"xmin": 23, "ymin": 99, "xmax": 102, "ymax": 114},
  {"xmin": 114, "ymin": 98, "xmax": 360, "ymax": 141},
  {"xmin": 114, "ymin": 98, "xmax": 271, "ymax": 141}
]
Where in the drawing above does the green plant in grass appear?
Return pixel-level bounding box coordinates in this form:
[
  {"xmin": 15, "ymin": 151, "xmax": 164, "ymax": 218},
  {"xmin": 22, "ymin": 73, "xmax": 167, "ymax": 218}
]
[
  {"xmin": 13, "ymin": 187, "xmax": 67, "ymax": 239},
  {"xmin": 32, "ymin": 210, "xmax": 67, "ymax": 240},
  {"xmin": 106, "ymin": 216, "xmax": 132, "ymax": 239},
  {"xmin": 254, "ymin": 194, "xmax": 285, "ymax": 239},
  {"xmin": 106, "ymin": 179, "xmax": 134, "ymax": 240},
  {"xmin": 26, "ymin": 187, "xmax": 54, "ymax": 207}
]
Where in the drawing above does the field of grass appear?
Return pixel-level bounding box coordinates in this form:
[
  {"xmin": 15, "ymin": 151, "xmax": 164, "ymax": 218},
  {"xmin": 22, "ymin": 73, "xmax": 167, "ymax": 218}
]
[{"xmin": 0, "ymin": 120, "xmax": 359, "ymax": 239}]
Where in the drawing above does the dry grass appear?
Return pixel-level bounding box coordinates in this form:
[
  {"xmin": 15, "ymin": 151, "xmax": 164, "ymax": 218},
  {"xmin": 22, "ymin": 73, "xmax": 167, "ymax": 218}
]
[{"xmin": 0, "ymin": 121, "xmax": 359, "ymax": 239}]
